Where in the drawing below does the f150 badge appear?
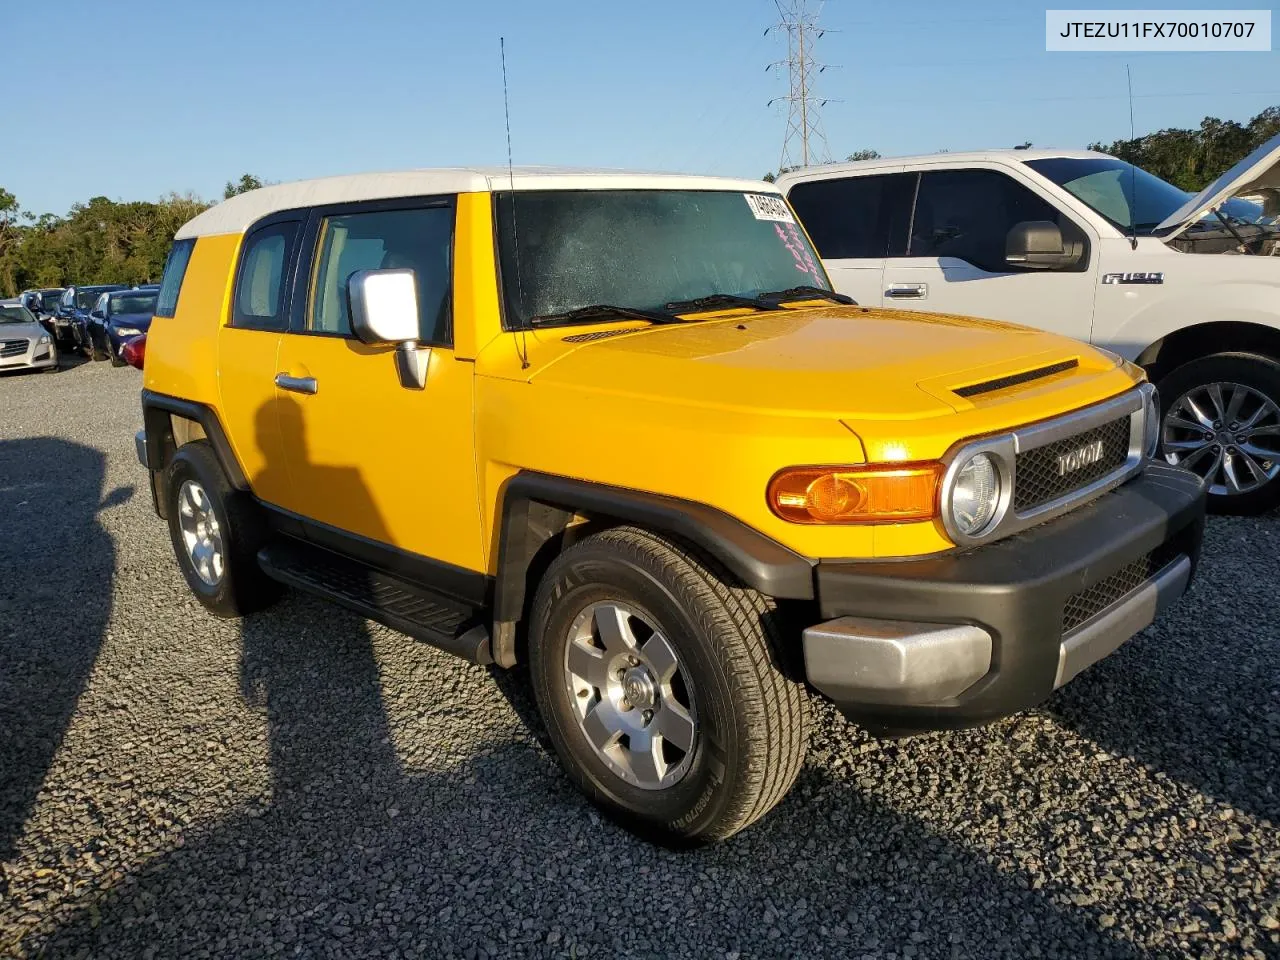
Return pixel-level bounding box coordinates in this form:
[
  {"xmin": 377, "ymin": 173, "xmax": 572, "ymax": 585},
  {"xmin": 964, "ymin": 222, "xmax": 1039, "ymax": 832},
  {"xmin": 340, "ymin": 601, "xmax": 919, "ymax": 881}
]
[
  {"xmin": 1057, "ymin": 439, "xmax": 1106, "ymax": 476},
  {"xmin": 1102, "ymin": 272, "xmax": 1164, "ymax": 285}
]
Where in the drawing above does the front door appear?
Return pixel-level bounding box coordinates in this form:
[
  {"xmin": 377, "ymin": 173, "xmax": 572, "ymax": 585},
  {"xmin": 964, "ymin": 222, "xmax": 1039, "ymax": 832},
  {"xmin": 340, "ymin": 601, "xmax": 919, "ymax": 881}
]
[
  {"xmin": 879, "ymin": 167, "xmax": 1100, "ymax": 342},
  {"xmin": 268, "ymin": 198, "xmax": 485, "ymax": 577}
]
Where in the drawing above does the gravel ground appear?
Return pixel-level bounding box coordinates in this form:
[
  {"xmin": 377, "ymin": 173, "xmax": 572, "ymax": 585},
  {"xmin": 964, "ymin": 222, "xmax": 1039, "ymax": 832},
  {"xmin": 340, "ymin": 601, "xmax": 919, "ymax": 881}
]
[{"xmin": 1, "ymin": 357, "xmax": 1278, "ymax": 960}]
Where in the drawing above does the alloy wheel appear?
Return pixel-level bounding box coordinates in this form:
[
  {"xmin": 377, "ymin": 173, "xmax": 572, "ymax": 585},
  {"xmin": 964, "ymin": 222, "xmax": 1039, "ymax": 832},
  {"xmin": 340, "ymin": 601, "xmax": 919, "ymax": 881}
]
[
  {"xmin": 177, "ymin": 479, "xmax": 226, "ymax": 586},
  {"xmin": 1162, "ymin": 381, "xmax": 1280, "ymax": 496},
  {"xmin": 562, "ymin": 601, "xmax": 697, "ymax": 790}
]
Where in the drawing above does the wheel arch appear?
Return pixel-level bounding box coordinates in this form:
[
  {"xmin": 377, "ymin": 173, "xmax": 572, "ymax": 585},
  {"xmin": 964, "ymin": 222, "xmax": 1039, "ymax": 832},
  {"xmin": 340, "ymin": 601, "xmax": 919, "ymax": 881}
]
[
  {"xmin": 141, "ymin": 391, "xmax": 249, "ymax": 519},
  {"xmin": 1136, "ymin": 321, "xmax": 1280, "ymax": 383},
  {"xmin": 489, "ymin": 472, "xmax": 815, "ymax": 668}
]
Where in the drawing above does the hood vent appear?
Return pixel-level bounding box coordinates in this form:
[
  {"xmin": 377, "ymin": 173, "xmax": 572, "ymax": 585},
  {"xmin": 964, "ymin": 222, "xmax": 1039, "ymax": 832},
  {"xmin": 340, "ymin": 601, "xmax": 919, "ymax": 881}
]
[
  {"xmin": 954, "ymin": 358, "xmax": 1079, "ymax": 399},
  {"xmin": 562, "ymin": 329, "xmax": 634, "ymax": 344}
]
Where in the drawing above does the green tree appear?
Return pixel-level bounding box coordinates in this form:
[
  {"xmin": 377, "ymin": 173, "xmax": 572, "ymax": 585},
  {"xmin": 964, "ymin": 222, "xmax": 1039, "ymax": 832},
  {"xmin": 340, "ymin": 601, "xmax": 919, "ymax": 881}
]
[
  {"xmin": 845, "ymin": 149, "xmax": 881, "ymax": 161},
  {"xmin": 224, "ymin": 174, "xmax": 268, "ymax": 199}
]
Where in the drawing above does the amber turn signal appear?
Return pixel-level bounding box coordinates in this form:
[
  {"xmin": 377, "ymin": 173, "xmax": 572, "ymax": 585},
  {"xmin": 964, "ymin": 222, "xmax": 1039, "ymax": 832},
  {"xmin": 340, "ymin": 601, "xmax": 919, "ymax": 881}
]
[{"xmin": 767, "ymin": 463, "xmax": 943, "ymax": 524}]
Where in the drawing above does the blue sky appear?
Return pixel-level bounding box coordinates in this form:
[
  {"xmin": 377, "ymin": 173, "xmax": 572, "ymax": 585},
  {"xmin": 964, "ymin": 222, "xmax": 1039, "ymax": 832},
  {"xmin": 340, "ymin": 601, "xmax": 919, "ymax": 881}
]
[{"xmin": 8, "ymin": 0, "xmax": 1279, "ymax": 216}]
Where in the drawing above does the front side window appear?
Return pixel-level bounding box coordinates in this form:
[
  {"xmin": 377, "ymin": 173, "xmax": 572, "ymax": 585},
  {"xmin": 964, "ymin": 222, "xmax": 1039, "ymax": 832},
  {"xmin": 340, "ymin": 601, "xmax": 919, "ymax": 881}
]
[
  {"xmin": 233, "ymin": 223, "xmax": 298, "ymax": 329},
  {"xmin": 787, "ymin": 174, "xmax": 914, "ymax": 259},
  {"xmin": 155, "ymin": 238, "xmax": 196, "ymax": 318},
  {"xmin": 496, "ymin": 189, "xmax": 831, "ymax": 328},
  {"xmin": 909, "ymin": 169, "xmax": 1077, "ymax": 272},
  {"xmin": 308, "ymin": 206, "xmax": 454, "ymax": 343}
]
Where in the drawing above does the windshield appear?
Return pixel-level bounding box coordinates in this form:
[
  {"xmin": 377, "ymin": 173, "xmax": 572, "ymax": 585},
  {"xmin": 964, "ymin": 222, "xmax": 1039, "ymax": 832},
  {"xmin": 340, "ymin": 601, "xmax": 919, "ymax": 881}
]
[
  {"xmin": 109, "ymin": 294, "xmax": 157, "ymax": 315},
  {"xmin": 495, "ymin": 189, "xmax": 830, "ymax": 328},
  {"xmin": 0, "ymin": 305, "xmax": 34, "ymax": 324},
  {"xmin": 1024, "ymin": 157, "xmax": 1196, "ymax": 234},
  {"xmin": 76, "ymin": 286, "xmax": 125, "ymax": 309},
  {"xmin": 39, "ymin": 291, "xmax": 62, "ymax": 310}
]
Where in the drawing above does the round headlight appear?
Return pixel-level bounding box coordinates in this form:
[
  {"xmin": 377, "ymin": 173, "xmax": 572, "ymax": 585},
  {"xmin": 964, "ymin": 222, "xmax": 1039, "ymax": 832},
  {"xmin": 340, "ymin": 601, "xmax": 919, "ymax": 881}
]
[
  {"xmin": 950, "ymin": 453, "xmax": 1001, "ymax": 537},
  {"xmin": 1143, "ymin": 386, "xmax": 1161, "ymax": 459}
]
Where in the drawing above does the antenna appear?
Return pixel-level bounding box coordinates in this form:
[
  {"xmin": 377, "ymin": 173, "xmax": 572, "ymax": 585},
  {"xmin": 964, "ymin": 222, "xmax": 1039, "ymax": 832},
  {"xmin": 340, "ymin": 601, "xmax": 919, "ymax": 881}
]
[
  {"xmin": 500, "ymin": 37, "xmax": 530, "ymax": 370},
  {"xmin": 1126, "ymin": 64, "xmax": 1139, "ymax": 250},
  {"xmin": 766, "ymin": 1, "xmax": 836, "ymax": 172}
]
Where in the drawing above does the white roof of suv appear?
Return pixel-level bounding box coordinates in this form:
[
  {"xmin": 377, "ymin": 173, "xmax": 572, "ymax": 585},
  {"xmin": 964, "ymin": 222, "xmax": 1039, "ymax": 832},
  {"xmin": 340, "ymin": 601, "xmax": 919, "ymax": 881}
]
[
  {"xmin": 775, "ymin": 149, "xmax": 1112, "ymax": 186},
  {"xmin": 176, "ymin": 167, "xmax": 781, "ymax": 239}
]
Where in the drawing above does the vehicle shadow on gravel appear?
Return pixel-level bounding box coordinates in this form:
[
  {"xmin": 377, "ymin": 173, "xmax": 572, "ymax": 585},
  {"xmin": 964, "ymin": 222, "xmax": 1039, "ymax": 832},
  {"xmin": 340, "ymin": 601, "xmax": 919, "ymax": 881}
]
[
  {"xmin": 1046, "ymin": 522, "xmax": 1280, "ymax": 823},
  {"xmin": 0, "ymin": 438, "xmax": 131, "ymax": 894},
  {"xmin": 30, "ymin": 617, "xmax": 1153, "ymax": 959}
]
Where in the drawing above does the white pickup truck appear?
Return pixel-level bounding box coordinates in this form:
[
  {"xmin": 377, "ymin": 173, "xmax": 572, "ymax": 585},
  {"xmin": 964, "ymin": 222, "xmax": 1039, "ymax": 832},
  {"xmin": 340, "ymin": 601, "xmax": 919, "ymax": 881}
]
[{"xmin": 777, "ymin": 135, "xmax": 1280, "ymax": 513}]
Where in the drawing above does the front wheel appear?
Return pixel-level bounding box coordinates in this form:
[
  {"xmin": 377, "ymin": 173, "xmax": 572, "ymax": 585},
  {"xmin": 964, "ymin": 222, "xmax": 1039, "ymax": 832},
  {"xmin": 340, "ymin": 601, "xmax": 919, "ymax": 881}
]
[
  {"xmin": 528, "ymin": 526, "xmax": 808, "ymax": 844},
  {"xmin": 1157, "ymin": 351, "xmax": 1280, "ymax": 514},
  {"xmin": 88, "ymin": 330, "xmax": 107, "ymax": 361}
]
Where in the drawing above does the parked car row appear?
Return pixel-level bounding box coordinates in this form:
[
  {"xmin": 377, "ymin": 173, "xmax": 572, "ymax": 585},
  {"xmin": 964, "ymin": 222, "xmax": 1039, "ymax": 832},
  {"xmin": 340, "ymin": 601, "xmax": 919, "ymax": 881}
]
[{"xmin": 7, "ymin": 282, "xmax": 159, "ymax": 373}]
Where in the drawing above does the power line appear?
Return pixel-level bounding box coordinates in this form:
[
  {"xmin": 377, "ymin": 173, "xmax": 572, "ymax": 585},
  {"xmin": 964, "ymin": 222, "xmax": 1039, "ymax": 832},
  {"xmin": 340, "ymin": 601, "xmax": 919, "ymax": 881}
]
[{"xmin": 766, "ymin": 1, "xmax": 836, "ymax": 170}]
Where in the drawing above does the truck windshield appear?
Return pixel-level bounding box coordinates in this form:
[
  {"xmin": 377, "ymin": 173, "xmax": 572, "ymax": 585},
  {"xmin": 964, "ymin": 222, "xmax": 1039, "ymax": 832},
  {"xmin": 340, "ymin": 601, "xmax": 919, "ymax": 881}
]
[
  {"xmin": 495, "ymin": 189, "xmax": 831, "ymax": 329},
  {"xmin": 1025, "ymin": 156, "xmax": 1274, "ymax": 234},
  {"xmin": 1024, "ymin": 157, "xmax": 1193, "ymax": 234}
]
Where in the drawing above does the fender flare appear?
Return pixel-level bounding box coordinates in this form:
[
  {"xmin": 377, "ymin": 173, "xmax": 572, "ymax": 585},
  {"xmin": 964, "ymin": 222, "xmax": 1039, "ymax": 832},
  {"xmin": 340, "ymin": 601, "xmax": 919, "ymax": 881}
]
[
  {"xmin": 140, "ymin": 389, "xmax": 249, "ymax": 490},
  {"xmin": 491, "ymin": 472, "xmax": 816, "ymax": 654}
]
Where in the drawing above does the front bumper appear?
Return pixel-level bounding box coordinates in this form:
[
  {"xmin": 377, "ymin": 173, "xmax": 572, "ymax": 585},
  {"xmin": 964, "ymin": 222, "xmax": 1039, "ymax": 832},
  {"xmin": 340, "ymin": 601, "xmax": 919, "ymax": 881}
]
[
  {"xmin": 0, "ymin": 340, "xmax": 57, "ymax": 371},
  {"xmin": 802, "ymin": 462, "xmax": 1205, "ymax": 735}
]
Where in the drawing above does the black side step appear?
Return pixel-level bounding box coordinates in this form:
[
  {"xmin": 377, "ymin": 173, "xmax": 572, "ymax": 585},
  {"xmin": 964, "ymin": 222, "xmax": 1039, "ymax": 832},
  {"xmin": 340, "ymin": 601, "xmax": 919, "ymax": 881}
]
[{"xmin": 257, "ymin": 539, "xmax": 493, "ymax": 665}]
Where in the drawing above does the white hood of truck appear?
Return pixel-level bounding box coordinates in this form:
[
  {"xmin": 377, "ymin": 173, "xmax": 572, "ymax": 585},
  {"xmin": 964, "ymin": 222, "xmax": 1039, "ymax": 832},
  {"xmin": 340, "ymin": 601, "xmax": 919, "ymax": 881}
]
[{"xmin": 1155, "ymin": 131, "xmax": 1280, "ymax": 241}]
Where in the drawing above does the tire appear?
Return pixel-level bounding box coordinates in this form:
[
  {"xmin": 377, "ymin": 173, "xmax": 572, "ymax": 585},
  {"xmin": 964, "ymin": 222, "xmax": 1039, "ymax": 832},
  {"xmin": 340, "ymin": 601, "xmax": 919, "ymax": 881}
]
[
  {"xmin": 164, "ymin": 440, "xmax": 282, "ymax": 617},
  {"xmin": 110, "ymin": 342, "xmax": 126, "ymax": 367},
  {"xmin": 528, "ymin": 526, "xmax": 808, "ymax": 844},
  {"xmin": 88, "ymin": 331, "xmax": 107, "ymax": 362},
  {"xmin": 1156, "ymin": 351, "xmax": 1280, "ymax": 515}
]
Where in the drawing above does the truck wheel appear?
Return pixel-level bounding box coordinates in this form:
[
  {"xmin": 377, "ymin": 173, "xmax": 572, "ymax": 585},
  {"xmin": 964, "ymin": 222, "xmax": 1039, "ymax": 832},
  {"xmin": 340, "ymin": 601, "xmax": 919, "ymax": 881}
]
[
  {"xmin": 1156, "ymin": 351, "xmax": 1280, "ymax": 514},
  {"xmin": 164, "ymin": 440, "xmax": 281, "ymax": 617},
  {"xmin": 528, "ymin": 526, "xmax": 808, "ymax": 843}
]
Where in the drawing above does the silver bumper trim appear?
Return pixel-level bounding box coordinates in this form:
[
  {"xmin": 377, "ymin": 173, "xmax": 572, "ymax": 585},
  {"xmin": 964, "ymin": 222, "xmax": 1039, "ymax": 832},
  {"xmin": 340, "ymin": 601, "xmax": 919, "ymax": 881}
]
[
  {"xmin": 802, "ymin": 617, "xmax": 993, "ymax": 706},
  {"xmin": 1054, "ymin": 554, "xmax": 1192, "ymax": 689}
]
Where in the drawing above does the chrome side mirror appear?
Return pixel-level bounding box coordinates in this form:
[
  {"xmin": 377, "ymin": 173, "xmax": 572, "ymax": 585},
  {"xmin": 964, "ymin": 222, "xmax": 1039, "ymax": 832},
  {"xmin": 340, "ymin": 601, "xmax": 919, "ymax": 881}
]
[{"xmin": 347, "ymin": 268, "xmax": 428, "ymax": 390}]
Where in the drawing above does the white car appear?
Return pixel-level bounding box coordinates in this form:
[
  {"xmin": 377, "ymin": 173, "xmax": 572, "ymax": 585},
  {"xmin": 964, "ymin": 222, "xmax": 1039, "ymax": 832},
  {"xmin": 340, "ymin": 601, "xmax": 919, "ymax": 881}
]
[
  {"xmin": 777, "ymin": 135, "xmax": 1280, "ymax": 513},
  {"xmin": 0, "ymin": 300, "xmax": 58, "ymax": 374}
]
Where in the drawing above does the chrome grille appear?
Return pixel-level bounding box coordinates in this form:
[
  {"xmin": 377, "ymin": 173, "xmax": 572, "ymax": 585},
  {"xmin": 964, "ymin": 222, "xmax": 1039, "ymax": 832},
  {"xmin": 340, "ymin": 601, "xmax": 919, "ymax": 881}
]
[
  {"xmin": 1014, "ymin": 416, "xmax": 1132, "ymax": 513},
  {"xmin": 1062, "ymin": 543, "xmax": 1184, "ymax": 634},
  {"xmin": 0, "ymin": 338, "xmax": 29, "ymax": 358}
]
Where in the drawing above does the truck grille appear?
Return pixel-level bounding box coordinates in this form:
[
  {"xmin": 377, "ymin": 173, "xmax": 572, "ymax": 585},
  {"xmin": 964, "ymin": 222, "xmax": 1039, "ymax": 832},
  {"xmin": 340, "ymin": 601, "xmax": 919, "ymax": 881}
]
[
  {"xmin": 0, "ymin": 338, "xmax": 29, "ymax": 358},
  {"xmin": 1062, "ymin": 543, "xmax": 1184, "ymax": 634},
  {"xmin": 1014, "ymin": 416, "xmax": 1132, "ymax": 513}
]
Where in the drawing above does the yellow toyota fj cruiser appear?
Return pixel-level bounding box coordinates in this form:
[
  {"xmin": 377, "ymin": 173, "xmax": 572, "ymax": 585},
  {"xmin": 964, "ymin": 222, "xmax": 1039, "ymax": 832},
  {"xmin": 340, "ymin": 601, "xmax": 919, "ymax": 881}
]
[{"xmin": 136, "ymin": 169, "xmax": 1205, "ymax": 842}]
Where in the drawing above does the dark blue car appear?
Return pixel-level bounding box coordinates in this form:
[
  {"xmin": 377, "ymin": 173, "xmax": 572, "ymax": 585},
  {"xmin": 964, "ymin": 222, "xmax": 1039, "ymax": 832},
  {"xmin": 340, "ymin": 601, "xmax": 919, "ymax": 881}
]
[
  {"xmin": 57, "ymin": 284, "xmax": 128, "ymax": 353},
  {"xmin": 85, "ymin": 289, "xmax": 157, "ymax": 366}
]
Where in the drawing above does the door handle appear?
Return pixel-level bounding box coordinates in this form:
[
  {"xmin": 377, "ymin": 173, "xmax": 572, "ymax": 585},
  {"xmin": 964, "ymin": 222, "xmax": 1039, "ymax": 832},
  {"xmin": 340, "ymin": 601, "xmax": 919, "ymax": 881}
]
[
  {"xmin": 274, "ymin": 373, "xmax": 318, "ymax": 395},
  {"xmin": 885, "ymin": 283, "xmax": 928, "ymax": 299}
]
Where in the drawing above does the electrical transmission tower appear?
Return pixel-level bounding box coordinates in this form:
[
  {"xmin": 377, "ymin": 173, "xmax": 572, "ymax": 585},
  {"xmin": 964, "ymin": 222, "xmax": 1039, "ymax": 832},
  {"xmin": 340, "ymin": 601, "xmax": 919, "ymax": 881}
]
[{"xmin": 767, "ymin": 1, "xmax": 836, "ymax": 172}]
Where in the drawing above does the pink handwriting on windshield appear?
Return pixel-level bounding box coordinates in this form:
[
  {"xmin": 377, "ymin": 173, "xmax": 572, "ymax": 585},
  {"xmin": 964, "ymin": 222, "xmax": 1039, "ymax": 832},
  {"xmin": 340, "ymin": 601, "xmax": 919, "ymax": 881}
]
[{"xmin": 775, "ymin": 222, "xmax": 823, "ymax": 285}]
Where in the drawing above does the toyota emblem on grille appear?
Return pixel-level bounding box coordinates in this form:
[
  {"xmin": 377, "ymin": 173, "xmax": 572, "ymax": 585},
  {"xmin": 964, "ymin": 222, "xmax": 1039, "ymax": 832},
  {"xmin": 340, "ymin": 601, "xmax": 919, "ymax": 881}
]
[{"xmin": 1056, "ymin": 439, "xmax": 1105, "ymax": 476}]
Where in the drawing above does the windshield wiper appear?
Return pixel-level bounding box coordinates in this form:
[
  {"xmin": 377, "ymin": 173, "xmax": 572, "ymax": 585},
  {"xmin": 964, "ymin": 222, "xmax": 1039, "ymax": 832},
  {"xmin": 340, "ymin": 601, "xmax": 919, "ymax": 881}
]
[
  {"xmin": 757, "ymin": 285, "xmax": 856, "ymax": 306},
  {"xmin": 663, "ymin": 293, "xmax": 782, "ymax": 313},
  {"xmin": 528, "ymin": 304, "xmax": 683, "ymax": 327}
]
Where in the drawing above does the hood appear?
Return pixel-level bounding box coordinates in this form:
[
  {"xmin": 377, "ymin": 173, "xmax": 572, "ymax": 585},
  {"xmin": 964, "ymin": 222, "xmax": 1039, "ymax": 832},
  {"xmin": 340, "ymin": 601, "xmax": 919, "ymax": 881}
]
[
  {"xmin": 109, "ymin": 312, "xmax": 153, "ymax": 329},
  {"xmin": 527, "ymin": 307, "xmax": 1124, "ymax": 421},
  {"xmin": 0, "ymin": 320, "xmax": 49, "ymax": 340},
  {"xmin": 1156, "ymin": 131, "xmax": 1280, "ymax": 240}
]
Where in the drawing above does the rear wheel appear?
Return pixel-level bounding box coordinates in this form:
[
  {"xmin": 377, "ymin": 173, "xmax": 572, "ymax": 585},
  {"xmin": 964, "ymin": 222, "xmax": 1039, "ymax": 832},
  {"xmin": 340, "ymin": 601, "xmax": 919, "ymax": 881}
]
[
  {"xmin": 1157, "ymin": 352, "xmax": 1280, "ymax": 514},
  {"xmin": 164, "ymin": 441, "xmax": 281, "ymax": 617},
  {"xmin": 528, "ymin": 526, "xmax": 808, "ymax": 843}
]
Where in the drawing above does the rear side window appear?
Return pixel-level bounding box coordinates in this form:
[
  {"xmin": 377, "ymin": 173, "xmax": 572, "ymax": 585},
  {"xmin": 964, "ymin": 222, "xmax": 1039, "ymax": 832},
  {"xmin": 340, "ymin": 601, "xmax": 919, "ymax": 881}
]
[
  {"xmin": 155, "ymin": 238, "xmax": 196, "ymax": 318},
  {"xmin": 909, "ymin": 169, "xmax": 1077, "ymax": 272},
  {"xmin": 787, "ymin": 174, "xmax": 914, "ymax": 259},
  {"xmin": 232, "ymin": 222, "xmax": 300, "ymax": 330},
  {"xmin": 307, "ymin": 205, "xmax": 454, "ymax": 343}
]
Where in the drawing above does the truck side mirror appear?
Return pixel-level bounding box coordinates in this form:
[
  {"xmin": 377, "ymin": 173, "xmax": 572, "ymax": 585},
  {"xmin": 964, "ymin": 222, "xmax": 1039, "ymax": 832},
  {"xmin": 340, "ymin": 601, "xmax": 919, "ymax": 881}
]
[
  {"xmin": 347, "ymin": 268, "xmax": 428, "ymax": 390},
  {"xmin": 1005, "ymin": 221, "xmax": 1083, "ymax": 270}
]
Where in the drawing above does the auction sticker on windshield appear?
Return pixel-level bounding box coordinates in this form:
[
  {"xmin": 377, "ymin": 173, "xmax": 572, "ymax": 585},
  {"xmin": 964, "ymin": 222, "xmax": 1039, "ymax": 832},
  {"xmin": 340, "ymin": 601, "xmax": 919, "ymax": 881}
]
[{"xmin": 745, "ymin": 193, "xmax": 796, "ymax": 223}]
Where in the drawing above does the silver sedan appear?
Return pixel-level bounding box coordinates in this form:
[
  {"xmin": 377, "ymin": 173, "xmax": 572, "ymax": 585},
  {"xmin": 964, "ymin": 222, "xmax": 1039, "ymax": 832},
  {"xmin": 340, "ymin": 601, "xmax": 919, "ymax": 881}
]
[{"xmin": 0, "ymin": 300, "xmax": 58, "ymax": 374}]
